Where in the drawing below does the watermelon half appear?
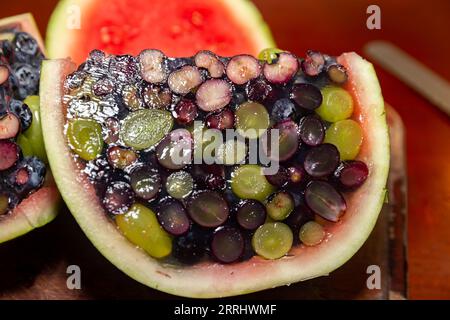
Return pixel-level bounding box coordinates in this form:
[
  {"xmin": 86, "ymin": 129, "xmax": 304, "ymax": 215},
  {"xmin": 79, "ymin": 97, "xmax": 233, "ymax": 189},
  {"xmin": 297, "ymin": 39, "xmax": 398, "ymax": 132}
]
[
  {"xmin": 0, "ymin": 14, "xmax": 60, "ymax": 243},
  {"xmin": 40, "ymin": 51, "xmax": 389, "ymax": 298},
  {"xmin": 46, "ymin": 0, "xmax": 275, "ymax": 63}
]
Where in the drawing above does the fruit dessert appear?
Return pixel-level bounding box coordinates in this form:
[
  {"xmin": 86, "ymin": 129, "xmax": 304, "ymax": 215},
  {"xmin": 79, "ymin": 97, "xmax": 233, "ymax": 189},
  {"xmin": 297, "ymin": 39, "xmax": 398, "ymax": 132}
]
[
  {"xmin": 46, "ymin": 0, "xmax": 275, "ymax": 63},
  {"xmin": 0, "ymin": 14, "xmax": 59, "ymax": 243},
  {"xmin": 40, "ymin": 48, "xmax": 389, "ymax": 297}
]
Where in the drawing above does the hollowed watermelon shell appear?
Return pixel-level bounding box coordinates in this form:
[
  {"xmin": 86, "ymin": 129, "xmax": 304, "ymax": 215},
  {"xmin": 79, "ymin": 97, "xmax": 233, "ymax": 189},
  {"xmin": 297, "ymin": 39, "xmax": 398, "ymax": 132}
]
[
  {"xmin": 40, "ymin": 52, "xmax": 389, "ymax": 298},
  {"xmin": 46, "ymin": 0, "xmax": 276, "ymax": 64},
  {"xmin": 0, "ymin": 14, "xmax": 60, "ymax": 244}
]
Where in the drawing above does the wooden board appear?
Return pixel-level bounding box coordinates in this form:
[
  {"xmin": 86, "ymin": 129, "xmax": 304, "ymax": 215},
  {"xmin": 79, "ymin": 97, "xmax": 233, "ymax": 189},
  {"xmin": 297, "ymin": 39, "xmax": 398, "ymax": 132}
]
[{"xmin": 0, "ymin": 106, "xmax": 407, "ymax": 300}]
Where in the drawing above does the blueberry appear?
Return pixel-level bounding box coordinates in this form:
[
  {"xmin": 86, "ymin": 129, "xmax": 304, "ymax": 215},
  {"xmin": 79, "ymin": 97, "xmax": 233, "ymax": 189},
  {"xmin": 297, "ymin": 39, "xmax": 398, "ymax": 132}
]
[
  {"xmin": 9, "ymin": 99, "xmax": 32, "ymax": 131},
  {"xmin": 12, "ymin": 32, "xmax": 39, "ymax": 62},
  {"xmin": 6, "ymin": 157, "xmax": 46, "ymax": 196},
  {"xmin": 1, "ymin": 40, "xmax": 14, "ymax": 60},
  {"xmin": 271, "ymin": 98, "xmax": 298, "ymax": 122},
  {"xmin": 10, "ymin": 63, "xmax": 40, "ymax": 99}
]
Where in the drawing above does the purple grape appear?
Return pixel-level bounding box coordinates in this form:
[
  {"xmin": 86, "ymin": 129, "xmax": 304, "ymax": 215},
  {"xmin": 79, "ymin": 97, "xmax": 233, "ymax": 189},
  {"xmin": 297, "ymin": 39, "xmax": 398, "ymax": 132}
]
[
  {"xmin": 291, "ymin": 83, "xmax": 322, "ymax": 110},
  {"xmin": 204, "ymin": 174, "xmax": 226, "ymax": 191},
  {"xmin": 196, "ymin": 79, "xmax": 232, "ymax": 112},
  {"xmin": 285, "ymin": 203, "xmax": 315, "ymax": 233},
  {"xmin": 206, "ymin": 108, "xmax": 235, "ymax": 130},
  {"xmin": 211, "ymin": 227, "xmax": 244, "ymax": 263},
  {"xmin": 236, "ymin": 200, "xmax": 267, "ymax": 230},
  {"xmin": 226, "ymin": 54, "xmax": 261, "ymax": 85},
  {"xmin": 304, "ymin": 144, "xmax": 340, "ymax": 177},
  {"xmin": 263, "ymin": 52, "xmax": 299, "ymax": 84},
  {"xmin": 156, "ymin": 129, "xmax": 193, "ymax": 170},
  {"xmin": 246, "ymin": 78, "xmax": 274, "ymax": 103},
  {"xmin": 194, "ymin": 51, "xmax": 225, "ymax": 78},
  {"xmin": 327, "ymin": 63, "xmax": 348, "ymax": 84},
  {"xmin": 130, "ymin": 166, "xmax": 161, "ymax": 200},
  {"xmin": 305, "ymin": 181, "xmax": 346, "ymax": 222},
  {"xmin": 103, "ymin": 181, "xmax": 135, "ymax": 215},
  {"xmin": 264, "ymin": 166, "xmax": 289, "ymax": 187},
  {"xmin": 334, "ymin": 161, "xmax": 369, "ymax": 189},
  {"xmin": 263, "ymin": 119, "xmax": 299, "ymax": 162},
  {"xmin": 173, "ymin": 99, "xmax": 198, "ymax": 125},
  {"xmin": 93, "ymin": 77, "xmax": 115, "ymax": 96},
  {"xmin": 187, "ymin": 191, "xmax": 229, "ymax": 228},
  {"xmin": 301, "ymin": 50, "xmax": 325, "ymax": 77},
  {"xmin": 0, "ymin": 140, "xmax": 19, "ymax": 170},
  {"xmin": 298, "ymin": 115, "xmax": 325, "ymax": 146},
  {"xmin": 157, "ymin": 201, "xmax": 191, "ymax": 236},
  {"xmin": 191, "ymin": 164, "xmax": 225, "ymax": 189}
]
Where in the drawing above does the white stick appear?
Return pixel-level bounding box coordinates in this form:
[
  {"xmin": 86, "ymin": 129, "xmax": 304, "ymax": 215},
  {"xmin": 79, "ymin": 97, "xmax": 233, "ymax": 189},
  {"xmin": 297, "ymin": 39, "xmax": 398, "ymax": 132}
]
[{"xmin": 364, "ymin": 41, "xmax": 450, "ymax": 116}]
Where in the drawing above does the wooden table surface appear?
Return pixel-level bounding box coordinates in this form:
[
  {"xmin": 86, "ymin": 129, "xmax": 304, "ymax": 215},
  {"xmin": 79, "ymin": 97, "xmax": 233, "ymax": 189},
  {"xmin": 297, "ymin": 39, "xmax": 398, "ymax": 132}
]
[{"xmin": 1, "ymin": 0, "xmax": 450, "ymax": 299}]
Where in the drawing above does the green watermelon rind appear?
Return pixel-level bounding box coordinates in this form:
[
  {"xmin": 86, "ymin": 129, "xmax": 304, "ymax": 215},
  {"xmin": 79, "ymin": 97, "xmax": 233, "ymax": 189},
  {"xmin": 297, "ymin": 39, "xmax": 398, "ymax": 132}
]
[
  {"xmin": 40, "ymin": 53, "xmax": 389, "ymax": 298},
  {"xmin": 45, "ymin": 0, "xmax": 276, "ymax": 60}
]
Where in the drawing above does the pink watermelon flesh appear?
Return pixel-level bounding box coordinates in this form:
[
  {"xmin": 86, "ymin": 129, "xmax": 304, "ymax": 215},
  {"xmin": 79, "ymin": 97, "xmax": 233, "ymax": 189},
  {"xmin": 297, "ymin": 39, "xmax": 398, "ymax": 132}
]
[{"xmin": 47, "ymin": 0, "xmax": 275, "ymax": 64}]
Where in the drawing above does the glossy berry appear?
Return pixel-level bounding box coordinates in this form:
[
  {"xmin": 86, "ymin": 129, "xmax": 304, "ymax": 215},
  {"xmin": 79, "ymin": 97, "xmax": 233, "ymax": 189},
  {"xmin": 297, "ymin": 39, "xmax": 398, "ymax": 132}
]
[
  {"xmin": 271, "ymin": 98, "xmax": 298, "ymax": 123},
  {"xmin": 174, "ymin": 99, "xmax": 198, "ymax": 125},
  {"xmin": 334, "ymin": 161, "xmax": 369, "ymax": 189},
  {"xmin": 8, "ymin": 99, "xmax": 32, "ymax": 132},
  {"xmin": 291, "ymin": 83, "xmax": 322, "ymax": 111},
  {"xmin": 12, "ymin": 32, "xmax": 40, "ymax": 64},
  {"xmin": 10, "ymin": 63, "xmax": 40, "ymax": 99},
  {"xmin": 298, "ymin": 115, "xmax": 325, "ymax": 146},
  {"xmin": 301, "ymin": 50, "xmax": 325, "ymax": 77},
  {"xmin": 103, "ymin": 181, "xmax": 135, "ymax": 215},
  {"xmin": 6, "ymin": 157, "xmax": 46, "ymax": 196},
  {"xmin": 246, "ymin": 78, "xmax": 274, "ymax": 103},
  {"xmin": 211, "ymin": 227, "xmax": 244, "ymax": 263},
  {"xmin": 206, "ymin": 108, "xmax": 234, "ymax": 130},
  {"xmin": 303, "ymin": 144, "xmax": 340, "ymax": 177}
]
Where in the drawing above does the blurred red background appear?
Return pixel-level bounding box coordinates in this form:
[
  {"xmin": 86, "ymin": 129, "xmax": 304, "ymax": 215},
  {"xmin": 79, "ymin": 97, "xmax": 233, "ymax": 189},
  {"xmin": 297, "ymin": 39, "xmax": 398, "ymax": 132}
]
[{"xmin": 1, "ymin": 0, "xmax": 450, "ymax": 299}]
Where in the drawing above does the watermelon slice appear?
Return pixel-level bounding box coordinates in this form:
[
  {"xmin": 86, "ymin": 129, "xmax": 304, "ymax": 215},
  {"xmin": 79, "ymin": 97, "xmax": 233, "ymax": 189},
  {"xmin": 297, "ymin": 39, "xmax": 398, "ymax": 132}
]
[
  {"xmin": 40, "ymin": 49, "xmax": 389, "ymax": 297},
  {"xmin": 0, "ymin": 14, "xmax": 60, "ymax": 243},
  {"xmin": 46, "ymin": 0, "xmax": 275, "ymax": 63}
]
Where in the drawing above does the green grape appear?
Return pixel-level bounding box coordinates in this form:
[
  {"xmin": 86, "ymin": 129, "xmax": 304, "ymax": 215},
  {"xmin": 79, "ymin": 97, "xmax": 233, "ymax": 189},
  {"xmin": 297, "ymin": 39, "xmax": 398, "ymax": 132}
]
[
  {"xmin": 166, "ymin": 171, "xmax": 194, "ymax": 199},
  {"xmin": 324, "ymin": 119, "xmax": 363, "ymax": 160},
  {"xmin": 216, "ymin": 139, "xmax": 247, "ymax": 165},
  {"xmin": 258, "ymin": 48, "xmax": 284, "ymax": 64},
  {"xmin": 252, "ymin": 222, "xmax": 293, "ymax": 260},
  {"xmin": 235, "ymin": 102, "xmax": 270, "ymax": 139},
  {"xmin": 23, "ymin": 95, "xmax": 47, "ymax": 162},
  {"xmin": 121, "ymin": 109, "xmax": 173, "ymax": 150},
  {"xmin": 17, "ymin": 134, "xmax": 34, "ymax": 157},
  {"xmin": 0, "ymin": 194, "xmax": 9, "ymax": 215},
  {"xmin": 231, "ymin": 165, "xmax": 275, "ymax": 201},
  {"xmin": 116, "ymin": 204, "xmax": 172, "ymax": 258},
  {"xmin": 266, "ymin": 191, "xmax": 295, "ymax": 221},
  {"xmin": 315, "ymin": 86, "xmax": 354, "ymax": 123},
  {"xmin": 67, "ymin": 118, "xmax": 103, "ymax": 161},
  {"xmin": 299, "ymin": 221, "xmax": 325, "ymax": 246}
]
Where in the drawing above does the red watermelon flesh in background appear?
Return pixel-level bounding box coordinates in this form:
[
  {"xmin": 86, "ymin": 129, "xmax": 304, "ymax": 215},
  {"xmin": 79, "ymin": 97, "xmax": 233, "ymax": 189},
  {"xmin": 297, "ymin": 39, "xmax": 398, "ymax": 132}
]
[{"xmin": 46, "ymin": 0, "xmax": 276, "ymax": 63}]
